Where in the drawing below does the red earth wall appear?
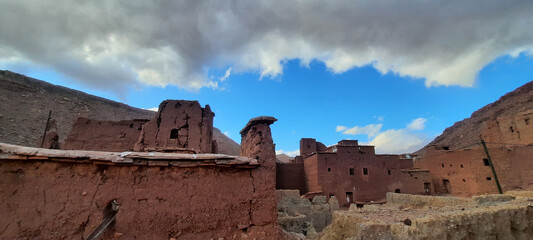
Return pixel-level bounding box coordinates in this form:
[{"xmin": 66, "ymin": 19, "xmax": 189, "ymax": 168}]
[
  {"xmin": 415, "ymin": 145, "xmax": 533, "ymax": 197},
  {"xmin": 63, "ymin": 118, "xmax": 148, "ymax": 152},
  {"xmin": 276, "ymin": 162, "xmax": 306, "ymax": 195},
  {"xmin": 0, "ymin": 116, "xmax": 279, "ymax": 239},
  {"xmin": 134, "ymin": 100, "xmax": 214, "ymax": 153}
]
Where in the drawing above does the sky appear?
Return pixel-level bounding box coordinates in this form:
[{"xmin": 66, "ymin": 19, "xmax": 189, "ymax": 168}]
[{"xmin": 1, "ymin": 1, "xmax": 532, "ymax": 156}]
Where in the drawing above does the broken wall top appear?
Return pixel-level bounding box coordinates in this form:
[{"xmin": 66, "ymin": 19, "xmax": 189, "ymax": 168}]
[{"xmin": 134, "ymin": 100, "xmax": 215, "ymax": 153}]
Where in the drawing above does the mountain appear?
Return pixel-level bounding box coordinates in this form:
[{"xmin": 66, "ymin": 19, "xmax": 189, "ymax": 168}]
[
  {"xmin": 0, "ymin": 70, "xmax": 240, "ymax": 155},
  {"xmin": 276, "ymin": 154, "xmax": 295, "ymax": 163},
  {"xmin": 417, "ymin": 81, "xmax": 533, "ymax": 154}
]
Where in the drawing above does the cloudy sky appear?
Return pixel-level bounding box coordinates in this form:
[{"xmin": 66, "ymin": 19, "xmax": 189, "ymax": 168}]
[{"xmin": 1, "ymin": 0, "xmax": 532, "ymax": 155}]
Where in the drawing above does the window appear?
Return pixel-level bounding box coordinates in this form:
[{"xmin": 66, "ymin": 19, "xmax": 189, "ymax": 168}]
[
  {"xmin": 462, "ymin": 179, "xmax": 466, "ymax": 182},
  {"xmin": 486, "ymin": 177, "xmax": 492, "ymax": 181},
  {"xmin": 395, "ymin": 189, "xmax": 401, "ymax": 193},
  {"xmin": 170, "ymin": 129, "xmax": 179, "ymax": 139},
  {"xmin": 483, "ymin": 158, "xmax": 490, "ymax": 166},
  {"xmin": 362, "ymin": 168, "xmax": 368, "ymax": 175},
  {"xmin": 510, "ymin": 126, "xmax": 514, "ymax": 132},
  {"xmin": 441, "ymin": 164, "xmax": 444, "ymax": 168},
  {"xmin": 346, "ymin": 192, "xmax": 353, "ymax": 204},
  {"xmin": 349, "ymin": 168, "xmax": 354, "ymax": 175},
  {"xmin": 387, "ymin": 169, "xmax": 391, "ymax": 175},
  {"xmin": 328, "ymin": 168, "xmax": 331, "ymax": 172},
  {"xmin": 460, "ymin": 164, "xmax": 463, "ymax": 168}
]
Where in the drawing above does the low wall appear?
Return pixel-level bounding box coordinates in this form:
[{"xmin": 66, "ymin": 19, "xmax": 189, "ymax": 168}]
[{"xmin": 386, "ymin": 192, "xmax": 472, "ymax": 207}]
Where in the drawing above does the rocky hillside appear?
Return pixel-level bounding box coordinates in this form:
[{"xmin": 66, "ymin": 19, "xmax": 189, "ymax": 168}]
[
  {"xmin": 417, "ymin": 81, "xmax": 533, "ymax": 153},
  {"xmin": 0, "ymin": 70, "xmax": 240, "ymax": 155}
]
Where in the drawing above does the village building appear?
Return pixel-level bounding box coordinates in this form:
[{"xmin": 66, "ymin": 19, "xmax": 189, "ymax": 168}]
[
  {"xmin": 277, "ymin": 138, "xmax": 433, "ymax": 207},
  {"xmin": 0, "ymin": 100, "xmax": 280, "ymax": 239}
]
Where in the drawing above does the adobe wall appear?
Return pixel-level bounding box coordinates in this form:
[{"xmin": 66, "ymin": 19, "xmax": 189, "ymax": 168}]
[
  {"xmin": 296, "ymin": 140, "xmax": 431, "ymax": 207},
  {"xmin": 134, "ymin": 100, "xmax": 214, "ymax": 153},
  {"xmin": 0, "ymin": 116, "xmax": 279, "ymax": 239},
  {"xmin": 312, "ymin": 149, "xmax": 429, "ymax": 206},
  {"xmin": 414, "ymin": 145, "xmax": 533, "ymax": 197},
  {"xmin": 0, "ymin": 160, "xmax": 260, "ymax": 239},
  {"xmin": 63, "ymin": 118, "xmax": 149, "ymax": 152},
  {"xmin": 276, "ymin": 162, "xmax": 306, "ymax": 195}
]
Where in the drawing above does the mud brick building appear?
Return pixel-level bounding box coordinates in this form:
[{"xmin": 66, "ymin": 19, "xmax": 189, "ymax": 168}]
[
  {"xmin": 415, "ymin": 109, "xmax": 533, "ymax": 197},
  {"xmin": 0, "ymin": 99, "xmax": 280, "ymax": 239},
  {"xmin": 277, "ymin": 138, "xmax": 433, "ymax": 207}
]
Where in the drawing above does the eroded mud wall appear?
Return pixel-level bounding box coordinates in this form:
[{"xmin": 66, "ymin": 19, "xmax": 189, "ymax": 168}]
[
  {"xmin": 0, "ymin": 160, "xmax": 276, "ymax": 239},
  {"xmin": 63, "ymin": 118, "xmax": 149, "ymax": 151}
]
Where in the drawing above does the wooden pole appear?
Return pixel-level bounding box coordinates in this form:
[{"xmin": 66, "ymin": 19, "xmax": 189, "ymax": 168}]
[
  {"xmin": 40, "ymin": 110, "xmax": 52, "ymax": 148},
  {"xmin": 481, "ymin": 139, "xmax": 503, "ymax": 194}
]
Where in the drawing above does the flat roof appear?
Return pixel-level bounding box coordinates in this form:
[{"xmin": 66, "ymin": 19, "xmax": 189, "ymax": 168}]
[{"xmin": 0, "ymin": 143, "xmax": 259, "ymax": 169}]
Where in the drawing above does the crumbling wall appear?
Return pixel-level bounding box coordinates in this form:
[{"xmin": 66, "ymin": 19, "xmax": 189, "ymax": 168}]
[
  {"xmin": 319, "ymin": 193, "xmax": 533, "ymax": 240},
  {"xmin": 277, "ymin": 190, "xmax": 339, "ymax": 237},
  {"xmin": 0, "ymin": 115, "xmax": 278, "ymax": 239},
  {"xmin": 63, "ymin": 118, "xmax": 148, "ymax": 152},
  {"xmin": 239, "ymin": 116, "xmax": 279, "ymax": 239},
  {"xmin": 134, "ymin": 100, "xmax": 214, "ymax": 153}
]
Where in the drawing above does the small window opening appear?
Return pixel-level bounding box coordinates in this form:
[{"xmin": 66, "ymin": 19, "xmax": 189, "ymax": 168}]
[
  {"xmin": 395, "ymin": 189, "xmax": 401, "ymax": 193},
  {"xmin": 362, "ymin": 168, "xmax": 368, "ymax": 175},
  {"xmin": 328, "ymin": 168, "xmax": 331, "ymax": 172},
  {"xmin": 129, "ymin": 123, "xmax": 134, "ymax": 128},
  {"xmin": 450, "ymin": 164, "xmax": 452, "ymax": 167},
  {"xmin": 387, "ymin": 169, "xmax": 391, "ymax": 175},
  {"xmin": 462, "ymin": 179, "xmax": 466, "ymax": 182},
  {"xmin": 329, "ymin": 194, "xmax": 334, "ymax": 199},
  {"xmin": 483, "ymin": 158, "xmax": 490, "ymax": 166},
  {"xmin": 525, "ymin": 118, "xmax": 530, "ymax": 125},
  {"xmin": 510, "ymin": 126, "xmax": 514, "ymax": 132},
  {"xmin": 460, "ymin": 164, "xmax": 464, "ymax": 168},
  {"xmin": 441, "ymin": 164, "xmax": 444, "ymax": 168},
  {"xmin": 349, "ymin": 168, "xmax": 354, "ymax": 175},
  {"xmin": 170, "ymin": 129, "xmax": 179, "ymax": 139},
  {"xmin": 486, "ymin": 177, "xmax": 492, "ymax": 181}
]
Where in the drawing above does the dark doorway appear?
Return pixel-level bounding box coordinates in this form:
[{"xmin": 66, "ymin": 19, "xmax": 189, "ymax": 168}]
[
  {"xmin": 345, "ymin": 192, "xmax": 353, "ymax": 205},
  {"xmin": 442, "ymin": 179, "xmax": 451, "ymax": 194},
  {"xmin": 424, "ymin": 183, "xmax": 431, "ymax": 195}
]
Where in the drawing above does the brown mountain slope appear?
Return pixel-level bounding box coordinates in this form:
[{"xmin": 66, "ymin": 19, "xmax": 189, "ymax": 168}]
[
  {"xmin": 417, "ymin": 81, "xmax": 533, "ymax": 154},
  {"xmin": 0, "ymin": 70, "xmax": 240, "ymax": 155}
]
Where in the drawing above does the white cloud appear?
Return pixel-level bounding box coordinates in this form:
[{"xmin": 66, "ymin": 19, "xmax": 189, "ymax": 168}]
[
  {"xmin": 223, "ymin": 131, "xmax": 230, "ymax": 137},
  {"xmin": 143, "ymin": 107, "xmax": 159, "ymax": 112},
  {"xmin": 336, "ymin": 126, "xmax": 348, "ymax": 132},
  {"xmin": 341, "ymin": 117, "xmax": 432, "ymax": 154},
  {"xmin": 1, "ymin": 1, "xmax": 532, "ymax": 93},
  {"xmin": 367, "ymin": 129, "xmax": 430, "ymax": 154},
  {"xmin": 337, "ymin": 124, "xmax": 383, "ymax": 137},
  {"xmin": 407, "ymin": 118, "xmax": 427, "ymax": 131},
  {"xmin": 218, "ymin": 67, "xmax": 232, "ymax": 82},
  {"xmin": 276, "ymin": 149, "xmax": 300, "ymax": 157}
]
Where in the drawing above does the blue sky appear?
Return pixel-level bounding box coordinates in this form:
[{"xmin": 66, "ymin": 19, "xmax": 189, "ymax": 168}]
[{"xmin": 1, "ymin": 1, "xmax": 532, "ymax": 155}]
